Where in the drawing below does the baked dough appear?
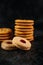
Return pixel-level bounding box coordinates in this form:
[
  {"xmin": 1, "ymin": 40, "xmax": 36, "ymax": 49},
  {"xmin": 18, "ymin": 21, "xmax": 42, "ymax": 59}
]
[
  {"xmin": 1, "ymin": 40, "xmax": 17, "ymax": 50},
  {"xmin": 12, "ymin": 37, "xmax": 31, "ymax": 50}
]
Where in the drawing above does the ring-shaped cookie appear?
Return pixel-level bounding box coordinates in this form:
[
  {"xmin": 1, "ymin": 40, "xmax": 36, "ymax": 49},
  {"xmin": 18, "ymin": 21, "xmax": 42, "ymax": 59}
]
[{"xmin": 12, "ymin": 37, "xmax": 31, "ymax": 50}]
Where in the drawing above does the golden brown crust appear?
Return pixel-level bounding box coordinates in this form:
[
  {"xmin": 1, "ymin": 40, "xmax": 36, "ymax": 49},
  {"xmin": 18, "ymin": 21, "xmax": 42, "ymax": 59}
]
[
  {"xmin": 15, "ymin": 30, "xmax": 34, "ymax": 34},
  {"xmin": 12, "ymin": 37, "xmax": 31, "ymax": 50},
  {"xmin": 15, "ymin": 29, "xmax": 34, "ymax": 32},
  {"xmin": 27, "ymin": 38, "xmax": 34, "ymax": 41},
  {"xmin": 15, "ymin": 32, "xmax": 33, "ymax": 35},
  {"xmin": 16, "ymin": 36, "xmax": 33, "ymax": 38},
  {"xmin": 15, "ymin": 19, "xmax": 34, "ymax": 23},
  {"xmin": 14, "ymin": 33, "xmax": 33, "ymax": 36},
  {"xmin": 14, "ymin": 28, "xmax": 34, "ymax": 31},
  {"xmin": 27, "ymin": 37, "xmax": 34, "ymax": 40},
  {"xmin": 0, "ymin": 32, "xmax": 13, "ymax": 36},
  {"xmin": 15, "ymin": 22, "xmax": 34, "ymax": 26},
  {"xmin": 0, "ymin": 36, "xmax": 12, "ymax": 39},
  {"xmin": 1, "ymin": 40, "xmax": 17, "ymax": 50},
  {"xmin": 0, "ymin": 28, "xmax": 12, "ymax": 34},
  {"xmin": 15, "ymin": 26, "xmax": 33, "ymax": 29}
]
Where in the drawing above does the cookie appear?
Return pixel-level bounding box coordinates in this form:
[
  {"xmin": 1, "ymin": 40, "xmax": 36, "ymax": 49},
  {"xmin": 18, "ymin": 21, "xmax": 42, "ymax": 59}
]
[
  {"xmin": 17, "ymin": 36, "xmax": 33, "ymax": 38},
  {"xmin": 15, "ymin": 28, "xmax": 34, "ymax": 32},
  {"xmin": 17, "ymin": 36, "xmax": 34, "ymax": 40},
  {"xmin": 0, "ymin": 36, "xmax": 12, "ymax": 42},
  {"xmin": 0, "ymin": 34, "xmax": 11, "ymax": 37},
  {"xmin": 14, "ymin": 34, "xmax": 33, "ymax": 37},
  {"xmin": 0, "ymin": 31, "xmax": 12, "ymax": 35},
  {"xmin": 27, "ymin": 37, "xmax": 34, "ymax": 40},
  {"xmin": 15, "ymin": 27, "xmax": 34, "ymax": 30},
  {"xmin": 27, "ymin": 37, "xmax": 34, "ymax": 41},
  {"xmin": 15, "ymin": 22, "xmax": 34, "ymax": 25},
  {"xmin": 15, "ymin": 32, "xmax": 33, "ymax": 35},
  {"xmin": 0, "ymin": 28, "xmax": 12, "ymax": 35},
  {"xmin": 14, "ymin": 28, "xmax": 34, "ymax": 32},
  {"xmin": 0, "ymin": 39, "xmax": 11, "ymax": 42},
  {"xmin": 12, "ymin": 37, "xmax": 31, "ymax": 50},
  {"xmin": 15, "ymin": 30, "xmax": 33, "ymax": 33},
  {"xmin": 27, "ymin": 39, "xmax": 34, "ymax": 42},
  {"xmin": 26, "ymin": 36, "xmax": 34, "ymax": 39},
  {"xmin": 15, "ymin": 26, "xmax": 33, "ymax": 29},
  {"xmin": 14, "ymin": 33, "xmax": 33, "ymax": 36},
  {"xmin": 15, "ymin": 20, "xmax": 34, "ymax": 23},
  {"xmin": 0, "ymin": 35, "xmax": 12, "ymax": 39},
  {"xmin": 1, "ymin": 40, "xmax": 17, "ymax": 50}
]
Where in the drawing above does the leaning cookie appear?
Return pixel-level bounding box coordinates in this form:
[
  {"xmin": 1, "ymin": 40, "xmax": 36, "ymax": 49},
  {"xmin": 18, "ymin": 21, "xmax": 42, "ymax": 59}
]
[
  {"xmin": 12, "ymin": 37, "xmax": 31, "ymax": 50},
  {"xmin": 1, "ymin": 40, "xmax": 17, "ymax": 50}
]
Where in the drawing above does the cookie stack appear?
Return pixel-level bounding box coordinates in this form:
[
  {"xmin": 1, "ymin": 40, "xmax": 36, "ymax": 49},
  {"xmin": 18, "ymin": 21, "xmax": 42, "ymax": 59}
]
[
  {"xmin": 0, "ymin": 28, "xmax": 13, "ymax": 42},
  {"xmin": 14, "ymin": 20, "xmax": 34, "ymax": 41}
]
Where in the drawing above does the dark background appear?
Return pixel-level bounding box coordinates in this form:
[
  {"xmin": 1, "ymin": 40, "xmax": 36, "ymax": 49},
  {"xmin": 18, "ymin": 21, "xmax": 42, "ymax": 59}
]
[{"xmin": 0, "ymin": 0, "xmax": 43, "ymax": 65}]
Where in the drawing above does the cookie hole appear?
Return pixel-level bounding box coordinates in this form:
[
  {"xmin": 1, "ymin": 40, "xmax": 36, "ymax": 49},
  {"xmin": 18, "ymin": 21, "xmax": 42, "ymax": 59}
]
[
  {"xmin": 7, "ymin": 42, "xmax": 12, "ymax": 44},
  {"xmin": 20, "ymin": 40, "xmax": 26, "ymax": 43}
]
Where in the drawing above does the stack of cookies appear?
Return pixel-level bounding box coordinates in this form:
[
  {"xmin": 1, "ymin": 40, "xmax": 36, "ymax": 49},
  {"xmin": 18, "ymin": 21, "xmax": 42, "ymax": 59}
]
[
  {"xmin": 0, "ymin": 28, "xmax": 13, "ymax": 42},
  {"xmin": 14, "ymin": 20, "xmax": 34, "ymax": 41}
]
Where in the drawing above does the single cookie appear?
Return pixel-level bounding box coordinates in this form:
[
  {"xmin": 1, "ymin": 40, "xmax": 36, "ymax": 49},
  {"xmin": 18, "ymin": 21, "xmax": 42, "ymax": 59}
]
[
  {"xmin": 15, "ymin": 22, "xmax": 34, "ymax": 25},
  {"xmin": 12, "ymin": 37, "xmax": 31, "ymax": 50},
  {"xmin": 14, "ymin": 34, "xmax": 33, "ymax": 37},
  {"xmin": 0, "ymin": 34, "xmax": 11, "ymax": 37},
  {"xmin": 0, "ymin": 36, "xmax": 12, "ymax": 39},
  {"xmin": 15, "ymin": 26, "xmax": 33, "ymax": 29},
  {"xmin": 1, "ymin": 40, "xmax": 17, "ymax": 50},
  {"xmin": 0, "ymin": 33, "xmax": 13, "ymax": 37},
  {"xmin": 0, "ymin": 40, "xmax": 8, "ymax": 42},
  {"xmin": 14, "ymin": 28, "xmax": 34, "ymax": 31},
  {"xmin": 0, "ymin": 39, "xmax": 11, "ymax": 42},
  {"xmin": 14, "ymin": 33, "xmax": 33, "ymax": 36},
  {"xmin": 15, "ymin": 32, "xmax": 33, "ymax": 35},
  {"xmin": 15, "ymin": 29, "xmax": 34, "ymax": 32},
  {"xmin": 0, "ymin": 38, "xmax": 11, "ymax": 42},
  {"xmin": 15, "ymin": 20, "xmax": 34, "ymax": 23},
  {"xmin": 15, "ymin": 27, "xmax": 34, "ymax": 30},
  {"xmin": 15, "ymin": 30, "xmax": 33, "ymax": 33},
  {"xmin": 0, "ymin": 36, "xmax": 12, "ymax": 42},
  {"xmin": 27, "ymin": 38, "xmax": 34, "ymax": 41},
  {"xmin": 16, "ymin": 36, "xmax": 33, "ymax": 38},
  {"xmin": 0, "ymin": 28, "xmax": 12, "ymax": 35},
  {"xmin": 25, "ymin": 36, "xmax": 34, "ymax": 39}
]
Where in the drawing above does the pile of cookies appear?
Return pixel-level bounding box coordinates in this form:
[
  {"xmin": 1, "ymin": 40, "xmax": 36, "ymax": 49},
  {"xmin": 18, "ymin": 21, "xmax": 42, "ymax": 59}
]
[
  {"xmin": 14, "ymin": 20, "xmax": 34, "ymax": 41},
  {"xmin": 0, "ymin": 28, "xmax": 13, "ymax": 42},
  {"xmin": 1, "ymin": 37, "xmax": 31, "ymax": 51}
]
